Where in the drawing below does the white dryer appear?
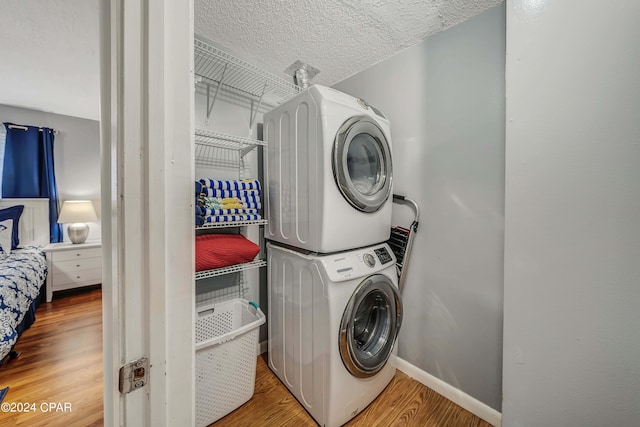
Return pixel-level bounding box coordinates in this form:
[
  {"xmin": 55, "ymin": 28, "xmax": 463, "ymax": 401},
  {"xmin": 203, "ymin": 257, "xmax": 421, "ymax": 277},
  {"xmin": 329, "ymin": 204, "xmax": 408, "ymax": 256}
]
[
  {"xmin": 267, "ymin": 241, "xmax": 403, "ymax": 427},
  {"xmin": 264, "ymin": 85, "xmax": 393, "ymax": 253}
]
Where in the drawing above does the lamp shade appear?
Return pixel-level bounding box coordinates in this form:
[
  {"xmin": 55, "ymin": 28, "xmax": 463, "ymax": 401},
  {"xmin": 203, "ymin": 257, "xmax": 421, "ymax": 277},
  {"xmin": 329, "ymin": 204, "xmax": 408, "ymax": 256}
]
[{"xmin": 57, "ymin": 200, "xmax": 98, "ymax": 224}]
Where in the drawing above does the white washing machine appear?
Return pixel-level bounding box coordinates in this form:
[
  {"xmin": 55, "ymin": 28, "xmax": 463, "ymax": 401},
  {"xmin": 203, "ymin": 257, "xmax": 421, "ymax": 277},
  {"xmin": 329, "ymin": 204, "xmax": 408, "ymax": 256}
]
[
  {"xmin": 267, "ymin": 241, "xmax": 403, "ymax": 427},
  {"xmin": 264, "ymin": 85, "xmax": 393, "ymax": 253}
]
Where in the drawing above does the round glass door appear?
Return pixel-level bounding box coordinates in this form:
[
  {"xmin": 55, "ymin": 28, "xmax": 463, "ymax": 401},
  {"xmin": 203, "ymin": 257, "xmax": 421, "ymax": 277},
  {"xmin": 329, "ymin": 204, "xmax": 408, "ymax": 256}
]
[
  {"xmin": 339, "ymin": 274, "xmax": 402, "ymax": 378},
  {"xmin": 333, "ymin": 116, "xmax": 392, "ymax": 213}
]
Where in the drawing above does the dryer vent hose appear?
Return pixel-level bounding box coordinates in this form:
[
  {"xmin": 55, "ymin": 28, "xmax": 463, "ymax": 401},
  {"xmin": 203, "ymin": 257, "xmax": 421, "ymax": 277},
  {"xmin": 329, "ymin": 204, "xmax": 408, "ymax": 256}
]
[{"xmin": 295, "ymin": 68, "xmax": 310, "ymax": 89}]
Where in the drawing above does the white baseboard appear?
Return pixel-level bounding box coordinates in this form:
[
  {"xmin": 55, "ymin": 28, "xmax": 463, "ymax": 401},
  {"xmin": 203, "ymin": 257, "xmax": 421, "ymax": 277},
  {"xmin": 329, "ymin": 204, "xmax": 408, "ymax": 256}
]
[
  {"xmin": 394, "ymin": 356, "xmax": 502, "ymax": 427},
  {"xmin": 258, "ymin": 339, "xmax": 268, "ymax": 355}
]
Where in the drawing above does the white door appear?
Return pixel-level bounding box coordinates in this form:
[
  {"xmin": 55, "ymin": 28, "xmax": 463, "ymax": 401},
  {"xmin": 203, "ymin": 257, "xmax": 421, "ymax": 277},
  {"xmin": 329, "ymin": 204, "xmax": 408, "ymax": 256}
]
[{"xmin": 100, "ymin": 1, "xmax": 195, "ymax": 425}]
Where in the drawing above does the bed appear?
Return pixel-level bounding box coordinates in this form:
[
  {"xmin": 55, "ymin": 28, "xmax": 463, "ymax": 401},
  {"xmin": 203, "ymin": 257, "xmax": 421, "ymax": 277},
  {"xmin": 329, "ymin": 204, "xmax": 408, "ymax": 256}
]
[{"xmin": 0, "ymin": 198, "xmax": 49, "ymax": 364}]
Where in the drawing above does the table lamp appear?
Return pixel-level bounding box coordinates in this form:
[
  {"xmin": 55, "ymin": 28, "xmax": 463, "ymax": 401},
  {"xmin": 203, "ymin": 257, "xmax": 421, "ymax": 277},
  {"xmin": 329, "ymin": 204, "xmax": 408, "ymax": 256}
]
[{"xmin": 57, "ymin": 200, "xmax": 98, "ymax": 244}]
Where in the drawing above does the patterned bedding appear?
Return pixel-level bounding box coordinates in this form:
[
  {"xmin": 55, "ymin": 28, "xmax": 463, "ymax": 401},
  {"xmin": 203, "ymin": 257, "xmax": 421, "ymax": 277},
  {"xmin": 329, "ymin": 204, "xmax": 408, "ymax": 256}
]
[{"xmin": 0, "ymin": 246, "xmax": 47, "ymax": 361}]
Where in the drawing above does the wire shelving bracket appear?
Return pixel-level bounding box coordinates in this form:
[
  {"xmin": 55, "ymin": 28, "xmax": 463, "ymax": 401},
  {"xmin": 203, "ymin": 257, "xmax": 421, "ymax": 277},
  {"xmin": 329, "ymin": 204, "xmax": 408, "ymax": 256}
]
[{"xmin": 194, "ymin": 36, "xmax": 301, "ymax": 125}]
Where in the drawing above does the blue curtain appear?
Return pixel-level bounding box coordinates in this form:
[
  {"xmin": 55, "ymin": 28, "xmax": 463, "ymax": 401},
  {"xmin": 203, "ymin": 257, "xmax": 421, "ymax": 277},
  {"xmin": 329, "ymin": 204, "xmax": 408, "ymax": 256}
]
[{"xmin": 2, "ymin": 123, "xmax": 63, "ymax": 243}]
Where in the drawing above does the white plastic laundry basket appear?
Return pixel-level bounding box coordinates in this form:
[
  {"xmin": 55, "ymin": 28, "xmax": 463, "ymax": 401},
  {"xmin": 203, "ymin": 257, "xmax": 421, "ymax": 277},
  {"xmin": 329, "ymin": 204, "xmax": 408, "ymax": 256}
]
[{"xmin": 195, "ymin": 298, "xmax": 266, "ymax": 427}]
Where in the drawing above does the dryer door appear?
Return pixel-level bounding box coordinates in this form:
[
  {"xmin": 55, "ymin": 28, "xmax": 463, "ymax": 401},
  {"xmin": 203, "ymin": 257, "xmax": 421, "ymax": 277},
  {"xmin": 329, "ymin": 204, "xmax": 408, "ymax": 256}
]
[
  {"xmin": 339, "ymin": 274, "xmax": 402, "ymax": 378},
  {"xmin": 333, "ymin": 116, "xmax": 392, "ymax": 213}
]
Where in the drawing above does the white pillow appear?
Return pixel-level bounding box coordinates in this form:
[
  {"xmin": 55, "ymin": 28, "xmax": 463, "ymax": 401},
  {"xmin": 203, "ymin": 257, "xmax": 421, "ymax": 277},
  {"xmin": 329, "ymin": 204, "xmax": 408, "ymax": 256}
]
[{"xmin": 0, "ymin": 219, "xmax": 13, "ymax": 259}]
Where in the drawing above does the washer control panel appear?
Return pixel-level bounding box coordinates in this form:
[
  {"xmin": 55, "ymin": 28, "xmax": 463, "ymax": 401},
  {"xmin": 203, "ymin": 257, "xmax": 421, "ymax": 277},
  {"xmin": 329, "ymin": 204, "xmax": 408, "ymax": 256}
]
[
  {"xmin": 363, "ymin": 253, "xmax": 376, "ymax": 267},
  {"xmin": 321, "ymin": 243, "xmax": 396, "ymax": 282},
  {"xmin": 374, "ymin": 247, "xmax": 393, "ymax": 265}
]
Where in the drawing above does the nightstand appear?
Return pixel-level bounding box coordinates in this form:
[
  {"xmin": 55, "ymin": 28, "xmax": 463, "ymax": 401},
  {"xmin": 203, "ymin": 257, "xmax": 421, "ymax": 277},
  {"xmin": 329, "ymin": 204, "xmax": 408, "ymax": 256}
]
[{"xmin": 43, "ymin": 241, "xmax": 102, "ymax": 302}]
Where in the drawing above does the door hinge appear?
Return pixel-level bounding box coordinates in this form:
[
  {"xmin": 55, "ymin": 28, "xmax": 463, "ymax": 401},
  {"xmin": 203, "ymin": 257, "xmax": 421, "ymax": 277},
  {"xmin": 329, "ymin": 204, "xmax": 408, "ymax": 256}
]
[{"xmin": 119, "ymin": 357, "xmax": 149, "ymax": 394}]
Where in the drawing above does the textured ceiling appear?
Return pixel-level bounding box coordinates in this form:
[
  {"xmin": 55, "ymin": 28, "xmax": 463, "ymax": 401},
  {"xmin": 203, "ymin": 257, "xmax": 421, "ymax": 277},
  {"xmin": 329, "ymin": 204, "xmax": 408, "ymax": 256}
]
[
  {"xmin": 194, "ymin": 0, "xmax": 503, "ymax": 85},
  {"xmin": 0, "ymin": 0, "xmax": 502, "ymax": 121}
]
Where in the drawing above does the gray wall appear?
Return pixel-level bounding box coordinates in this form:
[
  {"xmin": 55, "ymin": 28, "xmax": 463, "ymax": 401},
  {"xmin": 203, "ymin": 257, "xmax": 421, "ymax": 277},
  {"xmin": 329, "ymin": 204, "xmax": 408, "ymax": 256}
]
[
  {"xmin": 0, "ymin": 104, "xmax": 101, "ymax": 241},
  {"xmin": 334, "ymin": 4, "xmax": 505, "ymax": 411},
  {"xmin": 503, "ymin": 0, "xmax": 640, "ymax": 425}
]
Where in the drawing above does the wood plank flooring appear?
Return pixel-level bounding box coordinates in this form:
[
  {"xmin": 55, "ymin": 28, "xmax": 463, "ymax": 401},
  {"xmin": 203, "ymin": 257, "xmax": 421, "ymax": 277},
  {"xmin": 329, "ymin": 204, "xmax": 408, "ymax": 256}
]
[
  {"xmin": 214, "ymin": 354, "xmax": 493, "ymax": 427},
  {"xmin": 0, "ymin": 287, "xmax": 103, "ymax": 427},
  {"xmin": 1, "ymin": 288, "xmax": 492, "ymax": 427}
]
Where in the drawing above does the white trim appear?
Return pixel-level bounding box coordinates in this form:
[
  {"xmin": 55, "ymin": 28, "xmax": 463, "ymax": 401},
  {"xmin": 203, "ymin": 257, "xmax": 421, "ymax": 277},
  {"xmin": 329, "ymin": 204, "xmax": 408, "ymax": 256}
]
[
  {"xmin": 146, "ymin": 0, "xmax": 195, "ymax": 425},
  {"xmin": 99, "ymin": 2, "xmax": 118, "ymax": 425},
  {"xmin": 394, "ymin": 356, "xmax": 502, "ymax": 427},
  {"xmin": 259, "ymin": 339, "xmax": 268, "ymax": 355},
  {"xmin": 101, "ymin": 0, "xmax": 194, "ymax": 424}
]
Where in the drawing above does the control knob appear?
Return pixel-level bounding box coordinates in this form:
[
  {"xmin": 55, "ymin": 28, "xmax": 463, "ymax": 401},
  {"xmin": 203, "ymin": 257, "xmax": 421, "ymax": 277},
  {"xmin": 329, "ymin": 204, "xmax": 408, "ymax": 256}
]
[{"xmin": 363, "ymin": 253, "xmax": 376, "ymax": 268}]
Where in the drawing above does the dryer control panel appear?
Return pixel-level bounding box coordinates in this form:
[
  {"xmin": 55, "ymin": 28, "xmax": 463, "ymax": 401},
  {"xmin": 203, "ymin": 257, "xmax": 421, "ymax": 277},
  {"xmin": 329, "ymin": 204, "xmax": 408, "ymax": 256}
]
[{"xmin": 320, "ymin": 243, "xmax": 396, "ymax": 282}]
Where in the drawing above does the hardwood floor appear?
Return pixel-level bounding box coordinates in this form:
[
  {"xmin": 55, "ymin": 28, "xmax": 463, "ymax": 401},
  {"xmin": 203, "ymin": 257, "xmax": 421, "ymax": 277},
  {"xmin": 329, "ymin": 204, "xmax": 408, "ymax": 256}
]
[
  {"xmin": 0, "ymin": 287, "xmax": 103, "ymax": 427},
  {"xmin": 1, "ymin": 288, "xmax": 492, "ymax": 427},
  {"xmin": 213, "ymin": 354, "xmax": 492, "ymax": 427}
]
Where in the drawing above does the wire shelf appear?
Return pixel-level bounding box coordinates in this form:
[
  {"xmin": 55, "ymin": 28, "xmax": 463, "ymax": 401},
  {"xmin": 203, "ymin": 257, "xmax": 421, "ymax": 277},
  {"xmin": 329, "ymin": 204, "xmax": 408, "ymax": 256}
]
[
  {"xmin": 195, "ymin": 129, "xmax": 266, "ymax": 150},
  {"xmin": 196, "ymin": 219, "xmax": 267, "ymax": 230},
  {"xmin": 195, "ymin": 260, "xmax": 267, "ymax": 280},
  {"xmin": 194, "ymin": 37, "xmax": 300, "ymax": 107}
]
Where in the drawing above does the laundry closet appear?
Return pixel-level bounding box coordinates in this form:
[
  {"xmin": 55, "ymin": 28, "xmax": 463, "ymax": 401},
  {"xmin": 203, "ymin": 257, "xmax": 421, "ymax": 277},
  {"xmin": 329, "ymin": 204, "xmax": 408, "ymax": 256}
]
[
  {"xmin": 191, "ymin": 26, "xmax": 408, "ymax": 425},
  {"xmin": 189, "ymin": 3, "xmax": 505, "ymax": 424}
]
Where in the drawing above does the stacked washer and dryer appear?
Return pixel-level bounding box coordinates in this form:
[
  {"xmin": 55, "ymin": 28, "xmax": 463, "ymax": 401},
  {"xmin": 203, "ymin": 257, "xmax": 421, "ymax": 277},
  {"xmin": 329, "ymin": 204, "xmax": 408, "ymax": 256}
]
[{"xmin": 264, "ymin": 85, "xmax": 403, "ymax": 427}]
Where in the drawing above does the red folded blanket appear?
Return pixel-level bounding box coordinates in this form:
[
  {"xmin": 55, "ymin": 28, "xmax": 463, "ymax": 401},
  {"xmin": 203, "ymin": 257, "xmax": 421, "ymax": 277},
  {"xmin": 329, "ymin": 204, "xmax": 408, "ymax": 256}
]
[{"xmin": 195, "ymin": 234, "xmax": 260, "ymax": 272}]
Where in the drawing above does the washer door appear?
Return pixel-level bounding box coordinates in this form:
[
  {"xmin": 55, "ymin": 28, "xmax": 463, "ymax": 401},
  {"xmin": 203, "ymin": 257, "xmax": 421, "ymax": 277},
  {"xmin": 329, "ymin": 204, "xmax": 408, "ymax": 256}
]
[
  {"xmin": 339, "ymin": 274, "xmax": 403, "ymax": 378},
  {"xmin": 333, "ymin": 116, "xmax": 392, "ymax": 213}
]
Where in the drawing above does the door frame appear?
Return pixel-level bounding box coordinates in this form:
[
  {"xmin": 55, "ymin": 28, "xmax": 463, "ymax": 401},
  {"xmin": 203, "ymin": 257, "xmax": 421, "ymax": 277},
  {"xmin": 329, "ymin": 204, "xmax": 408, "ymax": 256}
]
[{"xmin": 100, "ymin": 1, "xmax": 195, "ymax": 425}]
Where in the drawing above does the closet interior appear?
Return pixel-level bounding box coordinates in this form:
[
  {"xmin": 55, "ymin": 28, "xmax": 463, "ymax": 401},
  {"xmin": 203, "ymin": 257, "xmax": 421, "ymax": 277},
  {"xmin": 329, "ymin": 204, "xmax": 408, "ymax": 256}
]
[
  {"xmin": 193, "ymin": 35, "xmax": 299, "ymax": 307},
  {"xmin": 192, "ymin": 35, "xmax": 300, "ymax": 426}
]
